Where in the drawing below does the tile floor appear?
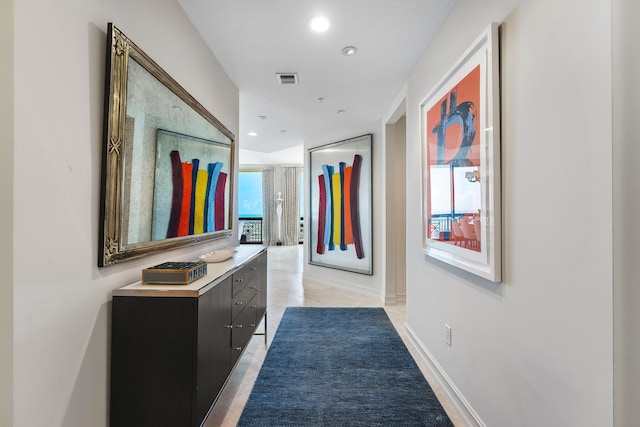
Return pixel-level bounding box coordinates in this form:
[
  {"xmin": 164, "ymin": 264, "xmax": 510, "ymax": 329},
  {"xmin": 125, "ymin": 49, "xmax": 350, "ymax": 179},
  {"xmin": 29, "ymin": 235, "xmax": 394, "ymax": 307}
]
[{"xmin": 204, "ymin": 245, "xmax": 464, "ymax": 426}]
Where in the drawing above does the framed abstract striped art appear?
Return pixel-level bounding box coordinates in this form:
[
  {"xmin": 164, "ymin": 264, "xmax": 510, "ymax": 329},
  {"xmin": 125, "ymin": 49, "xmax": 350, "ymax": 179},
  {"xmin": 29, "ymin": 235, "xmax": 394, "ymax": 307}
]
[{"xmin": 308, "ymin": 134, "xmax": 373, "ymax": 275}]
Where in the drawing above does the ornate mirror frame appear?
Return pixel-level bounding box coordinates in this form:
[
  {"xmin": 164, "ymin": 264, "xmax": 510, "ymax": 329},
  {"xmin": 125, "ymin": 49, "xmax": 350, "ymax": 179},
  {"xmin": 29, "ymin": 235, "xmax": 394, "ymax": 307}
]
[{"xmin": 99, "ymin": 23, "xmax": 235, "ymax": 266}]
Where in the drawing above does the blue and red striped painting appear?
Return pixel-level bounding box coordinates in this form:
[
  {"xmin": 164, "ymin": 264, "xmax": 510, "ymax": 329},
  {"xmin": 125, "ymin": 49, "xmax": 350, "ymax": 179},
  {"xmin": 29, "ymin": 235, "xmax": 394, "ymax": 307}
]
[
  {"xmin": 166, "ymin": 150, "xmax": 227, "ymax": 238},
  {"xmin": 316, "ymin": 154, "xmax": 365, "ymax": 259}
]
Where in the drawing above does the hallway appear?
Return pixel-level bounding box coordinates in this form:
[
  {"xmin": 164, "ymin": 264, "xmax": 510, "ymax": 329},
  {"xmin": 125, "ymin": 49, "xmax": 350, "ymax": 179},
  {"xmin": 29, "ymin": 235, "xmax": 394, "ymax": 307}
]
[{"xmin": 205, "ymin": 245, "xmax": 463, "ymax": 426}]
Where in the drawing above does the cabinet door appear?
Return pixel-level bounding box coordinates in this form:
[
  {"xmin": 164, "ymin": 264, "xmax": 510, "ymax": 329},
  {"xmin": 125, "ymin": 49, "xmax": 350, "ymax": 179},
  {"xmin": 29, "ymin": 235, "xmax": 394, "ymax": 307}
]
[
  {"xmin": 196, "ymin": 277, "xmax": 232, "ymax": 425},
  {"xmin": 110, "ymin": 296, "xmax": 197, "ymax": 427}
]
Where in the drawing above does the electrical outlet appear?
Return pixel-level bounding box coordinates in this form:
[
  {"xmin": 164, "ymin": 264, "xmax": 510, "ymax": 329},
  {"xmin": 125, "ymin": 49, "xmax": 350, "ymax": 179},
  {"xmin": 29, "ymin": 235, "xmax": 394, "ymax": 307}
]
[{"xmin": 444, "ymin": 324, "xmax": 452, "ymax": 347}]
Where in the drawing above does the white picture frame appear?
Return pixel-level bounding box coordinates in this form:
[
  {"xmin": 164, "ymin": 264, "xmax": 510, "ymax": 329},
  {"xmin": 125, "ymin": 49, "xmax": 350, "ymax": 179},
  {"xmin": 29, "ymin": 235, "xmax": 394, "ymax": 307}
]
[
  {"xmin": 308, "ymin": 134, "xmax": 373, "ymax": 275},
  {"xmin": 420, "ymin": 23, "xmax": 501, "ymax": 282}
]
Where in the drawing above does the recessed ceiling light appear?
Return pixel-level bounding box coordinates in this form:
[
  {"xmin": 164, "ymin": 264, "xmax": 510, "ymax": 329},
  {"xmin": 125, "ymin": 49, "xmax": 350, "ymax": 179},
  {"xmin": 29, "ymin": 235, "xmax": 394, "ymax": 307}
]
[
  {"xmin": 308, "ymin": 16, "xmax": 330, "ymax": 32},
  {"xmin": 337, "ymin": 109, "xmax": 346, "ymax": 114},
  {"xmin": 280, "ymin": 130, "xmax": 288, "ymax": 134},
  {"xmin": 247, "ymin": 132, "xmax": 258, "ymax": 136},
  {"xmin": 257, "ymin": 115, "xmax": 267, "ymax": 120},
  {"xmin": 317, "ymin": 97, "xmax": 325, "ymax": 102},
  {"xmin": 342, "ymin": 46, "xmax": 357, "ymax": 56}
]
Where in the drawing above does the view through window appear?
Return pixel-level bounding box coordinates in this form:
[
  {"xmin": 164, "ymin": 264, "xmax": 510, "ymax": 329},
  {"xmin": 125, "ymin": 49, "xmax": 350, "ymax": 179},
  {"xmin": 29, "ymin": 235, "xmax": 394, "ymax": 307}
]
[
  {"xmin": 239, "ymin": 170, "xmax": 304, "ymax": 218},
  {"xmin": 239, "ymin": 169, "xmax": 304, "ymax": 244},
  {"xmin": 238, "ymin": 171, "xmax": 263, "ymax": 218}
]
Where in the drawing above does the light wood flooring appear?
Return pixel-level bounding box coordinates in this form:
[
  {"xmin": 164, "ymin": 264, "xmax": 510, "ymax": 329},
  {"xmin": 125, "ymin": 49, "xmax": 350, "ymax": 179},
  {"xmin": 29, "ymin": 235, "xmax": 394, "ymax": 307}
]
[{"xmin": 204, "ymin": 245, "xmax": 464, "ymax": 426}]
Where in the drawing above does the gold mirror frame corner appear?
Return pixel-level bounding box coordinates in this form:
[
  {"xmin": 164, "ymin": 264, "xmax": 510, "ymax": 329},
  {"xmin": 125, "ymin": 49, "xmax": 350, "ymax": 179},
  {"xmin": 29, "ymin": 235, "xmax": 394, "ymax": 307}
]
[{"xmin": 99, "ymin": 23, "xmax": 235, "ymax": 267}]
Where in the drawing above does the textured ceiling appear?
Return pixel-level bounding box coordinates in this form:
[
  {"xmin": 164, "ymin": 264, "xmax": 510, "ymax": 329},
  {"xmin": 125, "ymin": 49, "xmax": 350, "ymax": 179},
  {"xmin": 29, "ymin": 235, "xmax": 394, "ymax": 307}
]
[{"xmin": 179, "ymin": 0, "xmax": 458, "ymax": 153}]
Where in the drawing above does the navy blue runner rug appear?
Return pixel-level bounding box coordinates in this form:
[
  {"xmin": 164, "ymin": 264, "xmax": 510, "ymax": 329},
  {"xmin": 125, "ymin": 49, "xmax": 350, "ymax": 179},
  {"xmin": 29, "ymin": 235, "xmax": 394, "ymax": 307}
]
[{"xmin": 237, "ymin": 307, "xmax": 454, "ymax": 426}]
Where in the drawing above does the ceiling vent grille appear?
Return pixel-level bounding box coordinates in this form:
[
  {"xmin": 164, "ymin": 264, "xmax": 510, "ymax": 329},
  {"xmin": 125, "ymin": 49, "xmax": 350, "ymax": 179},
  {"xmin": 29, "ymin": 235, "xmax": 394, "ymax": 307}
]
[{"xmin": 276, "ymin": 73, "xmax": 299, "ymax": 85}]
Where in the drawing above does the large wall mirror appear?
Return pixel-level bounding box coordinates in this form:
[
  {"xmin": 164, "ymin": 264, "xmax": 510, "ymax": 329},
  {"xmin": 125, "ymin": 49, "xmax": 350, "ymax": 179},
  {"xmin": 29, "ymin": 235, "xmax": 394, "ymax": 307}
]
[{"xmin": 99, "ymin": 23, "xmax": 235, "ymax": 266}]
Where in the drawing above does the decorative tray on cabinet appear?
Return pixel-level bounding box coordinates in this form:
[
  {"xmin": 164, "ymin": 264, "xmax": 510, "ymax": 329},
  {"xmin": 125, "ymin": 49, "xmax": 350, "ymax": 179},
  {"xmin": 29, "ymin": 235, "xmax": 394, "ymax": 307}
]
[{"xmin": 142, "ymin": 261, "xmax": 208, "ymax": 285}]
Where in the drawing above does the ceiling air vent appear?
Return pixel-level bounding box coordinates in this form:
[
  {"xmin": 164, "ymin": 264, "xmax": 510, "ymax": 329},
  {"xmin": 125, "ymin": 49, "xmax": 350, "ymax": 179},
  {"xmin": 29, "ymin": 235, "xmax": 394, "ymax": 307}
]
[{"xmin": 276, "ymin": 73, "xmax": 299, "ymax": 85}]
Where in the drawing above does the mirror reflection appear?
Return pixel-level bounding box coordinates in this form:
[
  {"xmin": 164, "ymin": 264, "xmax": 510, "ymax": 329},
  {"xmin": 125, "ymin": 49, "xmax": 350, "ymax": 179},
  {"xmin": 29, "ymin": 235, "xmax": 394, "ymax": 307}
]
[{"xmin": 123, "ymin": 59, "xmax": 232, "ymax": 245}]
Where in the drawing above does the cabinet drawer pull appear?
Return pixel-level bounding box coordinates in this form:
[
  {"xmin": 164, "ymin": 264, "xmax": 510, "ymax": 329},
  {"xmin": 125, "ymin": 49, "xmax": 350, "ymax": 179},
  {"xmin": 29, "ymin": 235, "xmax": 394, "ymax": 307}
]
[
  {"xmin": 250, "ymin": 267, "xmax": 257, "ymax": 271},
  {"xmin": 224, "ymin": 324, "xmax": 233, "ymax": 329},
  {"xmin": 233, "ymin": 347, "xmax": 242, "ymax": 351},
  {"xmin": 235, "ymin": 278, "xmax": 244, "ymax": 282},
  {"xmin": 236, "ymin": 324, "xmax": 243, "ymax": 328},
  {"xmin": 250, "ymin": 323, "xmax": 256, "ymax": 328},
  {"xmin": 250, "ymin": 305, "xmax": 257, "ymax": 309},
  {"xmin": 235, "ymin": 301, "xmax": 243, "ymax": 305}
]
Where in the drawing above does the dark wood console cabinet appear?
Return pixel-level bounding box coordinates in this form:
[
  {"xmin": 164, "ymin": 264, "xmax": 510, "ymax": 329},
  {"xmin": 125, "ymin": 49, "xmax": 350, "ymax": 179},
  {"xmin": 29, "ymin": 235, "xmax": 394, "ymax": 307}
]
[{"xmin": 109, "ymin": 247, "xmax": 267, "ymax": 427}]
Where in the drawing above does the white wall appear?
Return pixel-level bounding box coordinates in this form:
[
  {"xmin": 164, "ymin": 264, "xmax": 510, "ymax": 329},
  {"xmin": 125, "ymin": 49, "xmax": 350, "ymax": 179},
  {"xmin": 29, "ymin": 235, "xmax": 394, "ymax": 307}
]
[
  {"xmin": 613, "ymin": 0, "xmax": 640, "ymax": 425},
  {"xmin": 404, "ymin": 0, "xmax": 613, "ymax": 425},
  {"xmin": 0, "ymin": 1, "xmax": 14, "ymax": 425},
  {"xmin": 11, "ymin": 0, "xmax": 238, "ymax": 425},
  {"xmin": 303, "ymin": 123, "xmax": 384, "ymax": 300}
]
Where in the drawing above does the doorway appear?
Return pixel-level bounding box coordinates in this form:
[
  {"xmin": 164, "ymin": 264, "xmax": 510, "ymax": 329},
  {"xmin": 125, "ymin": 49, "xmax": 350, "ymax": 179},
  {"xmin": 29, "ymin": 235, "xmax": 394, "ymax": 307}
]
[{"xmin": 385, "ymin": 101, "xmax": 407, "ymax": 303}]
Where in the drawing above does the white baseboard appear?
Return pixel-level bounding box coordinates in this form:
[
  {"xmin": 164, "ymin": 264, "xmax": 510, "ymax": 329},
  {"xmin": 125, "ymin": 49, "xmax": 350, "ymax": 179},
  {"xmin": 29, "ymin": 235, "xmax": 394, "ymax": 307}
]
[{"xmin": 405, "ymin": 324, "xmax": 486, "ymax": 427}]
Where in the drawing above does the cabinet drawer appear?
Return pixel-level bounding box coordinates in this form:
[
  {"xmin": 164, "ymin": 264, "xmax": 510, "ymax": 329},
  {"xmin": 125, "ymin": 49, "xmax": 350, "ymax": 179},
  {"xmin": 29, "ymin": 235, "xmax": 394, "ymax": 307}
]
[
  {"xmin": 232, "ymin": 293, "xmax": 258, "ymax": 353},
  {"xmin": 232, "ymin": 259, "xmax": 258, "ymax": 296},
  {"xmin": 232, "ymin": 283, "xmax": 257, "ymax": 320}
]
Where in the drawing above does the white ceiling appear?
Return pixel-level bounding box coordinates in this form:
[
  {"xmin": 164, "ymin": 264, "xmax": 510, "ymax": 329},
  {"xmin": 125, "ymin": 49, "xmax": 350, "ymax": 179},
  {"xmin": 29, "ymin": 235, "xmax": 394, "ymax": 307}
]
[{"xmin": 178, "ymin": 0, "xmax": 458, "ymax": 153}]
